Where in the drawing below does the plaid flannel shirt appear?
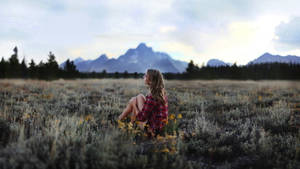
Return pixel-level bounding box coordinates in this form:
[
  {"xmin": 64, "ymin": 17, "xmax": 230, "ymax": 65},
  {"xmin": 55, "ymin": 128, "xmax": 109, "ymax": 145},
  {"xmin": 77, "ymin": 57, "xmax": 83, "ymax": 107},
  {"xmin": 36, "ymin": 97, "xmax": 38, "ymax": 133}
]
[{"xmin": 137, "ymin": 94, "xmax": 168, "ymax": 134}]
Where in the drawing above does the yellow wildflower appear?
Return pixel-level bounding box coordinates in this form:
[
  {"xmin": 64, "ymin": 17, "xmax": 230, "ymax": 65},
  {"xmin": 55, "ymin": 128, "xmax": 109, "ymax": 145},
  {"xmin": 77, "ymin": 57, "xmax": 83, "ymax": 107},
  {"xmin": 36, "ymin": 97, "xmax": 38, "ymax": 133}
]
[
  {"xmin": 166, "ymin": 134, "xmax": 177, "ymax": 139},
  {"xmin": 22, "ymin": 113, "xmax": 30, "ymax": 120},
  {"xmin": 127, "ymin": 122, "xmax": 133, "ymax": 130},
  {"xmin": 117, "ymin": 120, "xmax": 125, "ymax": 129},
  {"xmin": 42, "ymin": 94, "xmax": 53, "ymax": 99},
  {"xmin": 79, "ymin": 118, "xmax": 84, "ymax": 125},
  {"xmin": 169, "ymin": 114, "xmax": 175, "ymax": 120},
  {"xmin": 177, "ymin": 114, "xmax": 182, "ymax": 119},
  {"xmin": 85, "ymin": 114, "xmax": 93, "ymax": 121},
  {"xmin": 258, "ymin": 95, "xmax": 262, "ymax": 101},
  {"xmin": 160, "ymin": 148, "xmax": 169, "ymax": 153},
  {"xmin": 162, "ymin": 119, "xmax": 168, "ymax": 125}
]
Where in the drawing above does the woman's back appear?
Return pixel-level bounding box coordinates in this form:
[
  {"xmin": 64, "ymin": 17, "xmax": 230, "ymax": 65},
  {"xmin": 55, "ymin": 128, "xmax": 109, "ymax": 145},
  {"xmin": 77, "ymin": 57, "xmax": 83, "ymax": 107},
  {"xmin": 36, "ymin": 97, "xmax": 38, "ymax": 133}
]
[{"xmin": 136, "ymin": 93, "xmax": 168, "ymax": 135}]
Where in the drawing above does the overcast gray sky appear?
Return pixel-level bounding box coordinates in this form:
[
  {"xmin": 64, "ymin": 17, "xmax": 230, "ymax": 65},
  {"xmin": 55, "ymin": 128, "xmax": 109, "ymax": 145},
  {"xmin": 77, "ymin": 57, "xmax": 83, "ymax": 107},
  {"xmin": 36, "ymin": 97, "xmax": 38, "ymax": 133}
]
[{"xmin": 1, "ymin": 0, "xmax": 300, "ymax": 65}]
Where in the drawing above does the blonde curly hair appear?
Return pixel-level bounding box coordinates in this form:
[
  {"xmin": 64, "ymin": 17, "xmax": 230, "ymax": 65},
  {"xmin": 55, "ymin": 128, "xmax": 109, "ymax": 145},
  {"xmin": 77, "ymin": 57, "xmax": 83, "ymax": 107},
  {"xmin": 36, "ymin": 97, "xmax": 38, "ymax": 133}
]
[{"xmin": 146, "ymin": 69, "xmax": 167, "ymax": 105}]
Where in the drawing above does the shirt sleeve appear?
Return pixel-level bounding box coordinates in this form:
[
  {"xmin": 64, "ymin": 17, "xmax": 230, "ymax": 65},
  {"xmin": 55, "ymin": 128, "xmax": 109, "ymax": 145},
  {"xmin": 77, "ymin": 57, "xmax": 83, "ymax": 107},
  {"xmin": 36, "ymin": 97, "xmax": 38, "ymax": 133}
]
[{"xmin": 136, "ymin": 95, "xmax": 155, "ymax": 122}]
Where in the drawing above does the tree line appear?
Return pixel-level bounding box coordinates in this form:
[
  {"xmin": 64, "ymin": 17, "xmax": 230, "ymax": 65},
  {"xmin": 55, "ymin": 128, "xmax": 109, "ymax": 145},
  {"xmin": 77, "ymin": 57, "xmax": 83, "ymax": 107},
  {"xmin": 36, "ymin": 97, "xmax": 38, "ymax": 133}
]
[
  {"xmin": 0, "ymin": 47, "xmax": 144, "ymax": 80},
  {"xmin": 178, "ymin": 60, "xmax": 300, "ymax": 80},
  {"xmin": 1, "ymin": 46, "xmax": 300, "ymax": 80},
  {"xmin": 0, "ymin": 47, "xmax": 79, "ymax": 80}
]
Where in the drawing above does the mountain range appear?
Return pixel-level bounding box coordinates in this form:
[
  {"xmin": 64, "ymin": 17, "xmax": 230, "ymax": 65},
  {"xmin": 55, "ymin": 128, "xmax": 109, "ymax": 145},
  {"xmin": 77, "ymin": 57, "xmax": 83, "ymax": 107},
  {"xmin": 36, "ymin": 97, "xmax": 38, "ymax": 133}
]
[
  {"xmin": 61, "ymin": 43, "xmax": 187, "ymax": 73},
  {"xmin": 247, "ymin": 52, "xmax": 300, "ymax": 65},
  {"xmin": 61, "ymin": 44, "xmax": 300, "ymax": 72},
  {"xmin": 207, "ymin": 59, "xmax": 232, "ymax": 67},
  {"xmin": 206, "ymin": 52, "xmax": 300, "ymax": 67}
]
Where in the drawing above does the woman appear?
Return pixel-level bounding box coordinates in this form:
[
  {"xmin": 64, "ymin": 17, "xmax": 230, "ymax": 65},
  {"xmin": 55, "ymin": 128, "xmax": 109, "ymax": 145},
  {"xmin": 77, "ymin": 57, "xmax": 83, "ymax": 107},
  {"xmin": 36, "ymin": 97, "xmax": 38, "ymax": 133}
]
[{"xmin": 118, "ymin": 69, "xmax": 168, "ymax": 137}]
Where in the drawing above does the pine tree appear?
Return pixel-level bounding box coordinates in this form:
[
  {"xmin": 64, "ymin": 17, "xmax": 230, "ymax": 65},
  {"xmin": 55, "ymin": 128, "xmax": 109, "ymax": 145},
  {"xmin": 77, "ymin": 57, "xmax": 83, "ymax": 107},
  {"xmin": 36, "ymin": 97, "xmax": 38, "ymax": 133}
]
[
  {"xmin": 8, "ymin": 46, "xmax": 20, "ymax": 77},
  {"xmin": 9, "ymin": 46, "xmax": 19, "ymax": 65},
  {"xmin": 37, "ymin": 61, "xmax": 46, "ymax": 79},
  {"xmin": 63, "ymin": 59, "xmax": 78, "ymax": 78},
  {"xmin": 46, "ymin": 52, "xmax": 59, "ymax": 70},
  {"xmin": 29, "ymin": 59, "xmax": 36, "ymax": 78},
  {"xmin": 45, "ymin": 51, "xmax": 59, "ymax": 79},
  {"xmin": 186, "ymin": 60, "xmax": 199, "ymax": 74},
  {"xmin": 64, "ymin": 59, "xmax": 76, "ymax": 72},
  {"xmin": 20, "ymin": 57, "xmax": 28, "ymax": 78},
  {"xmin": 0, "ymin": 57, "xmax": 8, "ymax": 78}
]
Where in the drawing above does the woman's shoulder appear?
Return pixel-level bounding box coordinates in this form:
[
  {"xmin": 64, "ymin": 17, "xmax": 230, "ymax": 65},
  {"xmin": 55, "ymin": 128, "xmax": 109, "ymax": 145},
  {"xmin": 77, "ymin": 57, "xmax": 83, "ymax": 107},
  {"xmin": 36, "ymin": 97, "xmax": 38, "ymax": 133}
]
[{"xmin": 146, "ymin": 93, "xmax": 152, "ymax": 98}]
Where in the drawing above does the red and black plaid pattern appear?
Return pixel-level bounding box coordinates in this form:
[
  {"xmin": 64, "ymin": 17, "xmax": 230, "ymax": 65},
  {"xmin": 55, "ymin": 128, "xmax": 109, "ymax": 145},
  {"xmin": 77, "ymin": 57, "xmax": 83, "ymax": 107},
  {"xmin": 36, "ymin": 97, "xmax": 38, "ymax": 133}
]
[{"xmin": 137, "ymin": 94, "xmax": 168, "ymax": 134}]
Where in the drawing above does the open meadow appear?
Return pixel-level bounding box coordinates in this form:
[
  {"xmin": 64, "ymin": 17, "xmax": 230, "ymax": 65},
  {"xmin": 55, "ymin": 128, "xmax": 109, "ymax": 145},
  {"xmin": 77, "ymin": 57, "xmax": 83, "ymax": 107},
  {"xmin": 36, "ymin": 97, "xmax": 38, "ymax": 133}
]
[{"xmin": 0, "ymin": 79, "xmax": 300, "ymax": 169}]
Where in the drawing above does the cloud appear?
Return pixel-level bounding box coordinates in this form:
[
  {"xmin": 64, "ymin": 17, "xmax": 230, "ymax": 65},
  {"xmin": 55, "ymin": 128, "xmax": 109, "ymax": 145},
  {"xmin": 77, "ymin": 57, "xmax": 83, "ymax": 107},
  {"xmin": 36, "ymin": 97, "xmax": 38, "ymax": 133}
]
[
  {"xmin": 199, "ymin": 15, "xmax": 289, "ymax": 65},
  {"xmin": 1, "ymin": 0, "xmax": 300, "ymax": 65},
  {"xmin": 274, "ymin": 17, "xmax": 300, "ymax": 51},
  {"xmin": 169, "ymin": 0, "xmax": 300, "ymax": 52},
  {"xmin": 159, "ymin": 26, "xmax": 177, "ymax": 33}
]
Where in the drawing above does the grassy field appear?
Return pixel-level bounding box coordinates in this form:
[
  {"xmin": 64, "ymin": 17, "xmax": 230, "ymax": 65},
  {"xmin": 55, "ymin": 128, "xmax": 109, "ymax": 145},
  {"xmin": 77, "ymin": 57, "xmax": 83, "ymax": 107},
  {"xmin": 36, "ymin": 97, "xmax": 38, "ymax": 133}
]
[{"xmin": 0, "ymin": 79, "xmax": 300, "ymax": 169}]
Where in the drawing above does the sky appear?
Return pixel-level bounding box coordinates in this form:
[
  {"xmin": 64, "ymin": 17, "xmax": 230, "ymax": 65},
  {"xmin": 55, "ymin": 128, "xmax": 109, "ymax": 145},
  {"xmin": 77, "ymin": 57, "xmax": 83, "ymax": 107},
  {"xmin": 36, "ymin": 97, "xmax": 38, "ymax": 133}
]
[{"xmin": 1, "ymin": 0, "xmax": 300, "ymax": 65}]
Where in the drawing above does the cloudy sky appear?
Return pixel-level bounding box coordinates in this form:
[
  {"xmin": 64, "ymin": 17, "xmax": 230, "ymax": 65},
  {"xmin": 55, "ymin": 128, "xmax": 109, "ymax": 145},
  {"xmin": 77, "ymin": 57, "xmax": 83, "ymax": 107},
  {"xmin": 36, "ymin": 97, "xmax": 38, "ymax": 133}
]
[{"xmin": 1, "ymin": 0, "xmax": 300, "ymax": 65}]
